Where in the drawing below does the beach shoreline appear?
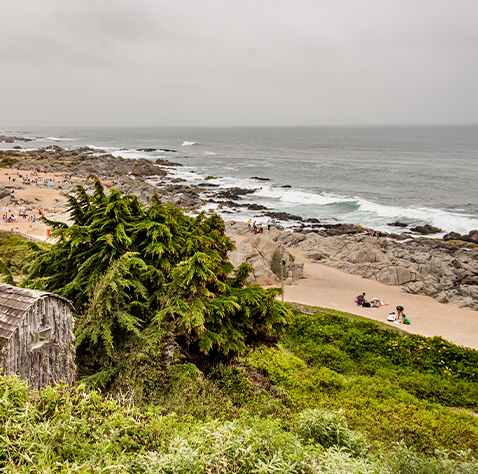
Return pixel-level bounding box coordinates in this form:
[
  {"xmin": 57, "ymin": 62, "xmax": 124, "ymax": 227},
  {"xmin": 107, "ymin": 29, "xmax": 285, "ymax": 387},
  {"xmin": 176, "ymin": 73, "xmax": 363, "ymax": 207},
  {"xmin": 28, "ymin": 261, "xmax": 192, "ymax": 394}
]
[
  {"xmin": 228, "ymin": 233, "xmax": 478, "ymax": 351},
  {"xmin": 2, "ymin": 166, "xmax": 477, "ymax": 351}
]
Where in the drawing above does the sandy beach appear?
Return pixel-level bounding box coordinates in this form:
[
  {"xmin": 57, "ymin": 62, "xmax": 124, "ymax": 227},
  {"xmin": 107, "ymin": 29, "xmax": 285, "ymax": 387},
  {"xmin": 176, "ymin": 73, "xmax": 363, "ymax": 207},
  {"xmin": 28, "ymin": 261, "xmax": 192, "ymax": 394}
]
[
  {"xmin": 231, "ymin": 234, "xmax": 478, "ymax": 351},
  {"xmin": 1, "ymin": 170, "xmax": 90, "ymax": 240},
  {"xmin": 2, "ymin": 169, "xmax": 477, "ymax": 351}
]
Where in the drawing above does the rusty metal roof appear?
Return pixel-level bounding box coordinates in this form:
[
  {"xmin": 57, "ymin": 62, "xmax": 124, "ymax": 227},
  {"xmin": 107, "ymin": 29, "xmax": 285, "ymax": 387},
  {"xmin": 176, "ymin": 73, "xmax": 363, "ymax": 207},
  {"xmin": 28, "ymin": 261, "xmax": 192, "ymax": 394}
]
[{"xmin": 0, "ymin": 283, "xmax": 74, "ymax": 340}]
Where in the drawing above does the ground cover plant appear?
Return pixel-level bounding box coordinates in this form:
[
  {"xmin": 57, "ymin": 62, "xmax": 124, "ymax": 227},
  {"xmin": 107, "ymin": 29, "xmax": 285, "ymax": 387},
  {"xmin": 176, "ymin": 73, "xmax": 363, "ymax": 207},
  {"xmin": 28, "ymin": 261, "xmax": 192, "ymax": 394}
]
[
  {"xmin": 234, "ymin": 306, "xmax": 478, "ymax": 455},
  {"xmin": 0, "ymin": 230, "xmax": 47, "ymax": 284},
  {"xmin": 1, "ymin": 372, "xmax": 477, "ymax": 473}
]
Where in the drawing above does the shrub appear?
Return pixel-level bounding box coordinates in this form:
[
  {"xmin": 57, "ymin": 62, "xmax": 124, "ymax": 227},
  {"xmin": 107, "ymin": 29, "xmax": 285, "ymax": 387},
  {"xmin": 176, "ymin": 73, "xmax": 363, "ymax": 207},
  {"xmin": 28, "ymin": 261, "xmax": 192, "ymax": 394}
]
[
  {"xmin": 271, "ymin": 250, "xmax": 285, "ymax": 279},
  {"xmin": 295, "ymin": 409, "xmax": 368, "ymax": 456}
]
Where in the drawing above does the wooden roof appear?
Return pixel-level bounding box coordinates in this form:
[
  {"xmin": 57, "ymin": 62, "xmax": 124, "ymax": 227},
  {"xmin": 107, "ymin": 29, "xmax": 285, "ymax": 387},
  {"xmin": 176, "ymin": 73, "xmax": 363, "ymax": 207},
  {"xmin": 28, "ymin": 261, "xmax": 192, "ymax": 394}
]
[{"xmin": 0, "ymin": 283, "xmax": 73, "ymax": 340}]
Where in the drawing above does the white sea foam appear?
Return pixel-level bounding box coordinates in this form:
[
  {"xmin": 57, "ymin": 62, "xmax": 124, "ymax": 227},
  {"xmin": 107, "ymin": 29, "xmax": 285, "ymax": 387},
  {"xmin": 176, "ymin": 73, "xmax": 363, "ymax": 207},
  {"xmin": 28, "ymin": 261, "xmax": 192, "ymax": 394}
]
[
  {"xmin": 181, "ymin": 141, "xmax": 198, "ymax": 146},
  {"xmin": 205, "ymin": 151, "xmax": 216, "ymax": 155},
  {"xmin": 44, "ymin": 137, "xmax": 75, "ymax": 141},
  {"xmin": 255, "ymin": 187, "xmax": 354, "ymax": 207}
]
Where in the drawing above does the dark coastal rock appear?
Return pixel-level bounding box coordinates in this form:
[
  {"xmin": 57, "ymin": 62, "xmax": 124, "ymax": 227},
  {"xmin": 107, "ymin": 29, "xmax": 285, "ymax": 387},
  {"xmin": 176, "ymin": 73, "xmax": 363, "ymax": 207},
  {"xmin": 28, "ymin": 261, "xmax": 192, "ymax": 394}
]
[
  {"xmin": 321, "ymin": 223, "xmax": 362, "ymax": 236},
  {"xmin": 264, "ymin": 211, "xmax": 303, "ymax": 221},
  {"xmin": 410, "ymin": 224, "xmax": 442, "ymax": 235},
  {"xmin": 216, "ymin": 188, "xmax": 257, "ymax": 200},
  {"xmin": 469, "ymin": 230, "xmax": 478, "ymax": 242},
  {"xmin": 0, "ymin": 135, "xmax": 32, "ymax": 143},
  {"xmin": 306, "ymin": 217, "xmax": 321, "ymax": 224},
  {"xmin": 443, "ymin": 231, "xmax": 462, "ymax": 241},
  {"xmin": 388, "ymin": 221, "xmax": 408, "ymax": 227},
  {"xmin": 153, "ymin": 158, "xmax": 182, "ymax": 167},
  {"xmin": 245, "ymin": 203, "xmax": 268, "ymax": 211},
  {"xmin": 442, "ymin": 231, "xmax": 478, "ymax": 243},
  {"xmin": 251, "ymin": 177, "xmax": 271, "ymax": 181},
  {"xmin": 281, "ymin": 185, "xmax": 292, "ymax": 188},
  {"xmin": 217, "ymin": 200, "xmax": 239, "ymax": 209}
]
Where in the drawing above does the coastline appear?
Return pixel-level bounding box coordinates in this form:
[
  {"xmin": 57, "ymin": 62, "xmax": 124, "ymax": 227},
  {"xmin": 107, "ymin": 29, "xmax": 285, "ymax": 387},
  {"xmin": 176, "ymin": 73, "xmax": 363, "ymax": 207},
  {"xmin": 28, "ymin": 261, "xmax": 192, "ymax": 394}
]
[
  {"xmin": 2, "ymin": 163, "xmax": 478, "ymax": 351},
  {"xmin": 229, "ymin": 233, "xmax": 478, "ymax": 351}
]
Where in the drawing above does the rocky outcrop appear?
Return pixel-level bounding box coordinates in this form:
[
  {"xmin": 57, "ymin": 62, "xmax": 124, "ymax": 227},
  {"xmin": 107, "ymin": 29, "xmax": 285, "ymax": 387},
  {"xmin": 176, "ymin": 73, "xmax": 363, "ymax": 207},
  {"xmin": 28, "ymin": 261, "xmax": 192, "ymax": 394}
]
[
  {"xmin": 9, "ymin": 146, "xmax": 172, "ymax": 178},
  {"xmin": 0, "ymin": 135, "xmax": 32, "ymax": 143},
  {"xmin": 0, "ymin": 186, "xmax": 12, "ymax": 200},
  {"xmin": 226, "ymin": 230, "xmax": 301, "ymax": 286},
  {"xmin": 444, "ymin": 230, "xmax": 478, "ymax": 244},
  {"xmin": 265, "ymin": 228, "xmax": 478, "ymax": 311}
]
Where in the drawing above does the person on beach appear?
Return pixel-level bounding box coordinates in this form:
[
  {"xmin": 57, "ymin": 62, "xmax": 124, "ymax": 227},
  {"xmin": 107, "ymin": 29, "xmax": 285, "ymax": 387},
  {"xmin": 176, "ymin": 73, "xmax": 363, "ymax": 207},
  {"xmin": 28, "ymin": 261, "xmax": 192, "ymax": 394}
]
[
  {"xmin": 387, "ymin": 312, "xmax": 396, "ymax": 322},
  {"xmin": 371, "ymin": 298, "xmax": 380, "ymax": 308},
  {"xmin": 402, "ymin": 315, "xmax": 410, "ymax": 325},
  {"xmin": 396, "ymin": 305, "xmax": 404, "ymax": 320},
  {"xmin": 356, "ymin": 293, "xmax": 366, "ymax": 305}
]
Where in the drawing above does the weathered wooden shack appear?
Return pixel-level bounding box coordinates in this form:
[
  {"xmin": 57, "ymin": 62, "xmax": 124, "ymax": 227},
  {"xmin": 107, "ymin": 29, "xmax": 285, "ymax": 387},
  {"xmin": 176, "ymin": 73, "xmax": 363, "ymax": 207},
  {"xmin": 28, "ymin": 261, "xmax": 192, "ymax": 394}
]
[{"xmin": 0, "ymin": 283, "xmax": 75, "ymax": 391}]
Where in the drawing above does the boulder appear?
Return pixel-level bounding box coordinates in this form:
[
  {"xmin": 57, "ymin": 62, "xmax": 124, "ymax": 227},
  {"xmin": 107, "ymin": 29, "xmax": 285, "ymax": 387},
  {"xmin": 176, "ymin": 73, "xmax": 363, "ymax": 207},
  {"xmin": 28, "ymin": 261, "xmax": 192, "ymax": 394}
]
[
  {"xmin": 304, "ymin": 251, "xmax": 323, "ymax": 261},
  {"xmin": 0, "ymin": 186, "xmax": 11, "ymax": 200},
  {"xmin": 228, "ymin": 234, "xmax": 289, "ymax": 285},
  {"xmin": 225, "ymin": 221, "xmax": 251, "ymax": 236},
  {"xmin": 411, "ymin": 224, "xmax": 442, "ymax": 235},
  {"xmin": 288, "ymin": 262, "xmax": 304, "ymax": 281},
  {"xmin": 443, "ymin": 232, "xmax": 462, "ymax": 241},
  {"xmin": 434, "ymin": 292, "xmax": 448, "ymax": 304},
  {"xmin": 354, "ymin": 248, "xmax": 390, "ymax": 264}
]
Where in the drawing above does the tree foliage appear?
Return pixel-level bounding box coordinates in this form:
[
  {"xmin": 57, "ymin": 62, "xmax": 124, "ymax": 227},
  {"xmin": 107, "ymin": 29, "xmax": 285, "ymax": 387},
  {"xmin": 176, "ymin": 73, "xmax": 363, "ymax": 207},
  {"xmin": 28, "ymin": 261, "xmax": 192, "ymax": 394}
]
[{"xmin": 25, "ymin": 179, "xmax": 291, "ymax": 387}]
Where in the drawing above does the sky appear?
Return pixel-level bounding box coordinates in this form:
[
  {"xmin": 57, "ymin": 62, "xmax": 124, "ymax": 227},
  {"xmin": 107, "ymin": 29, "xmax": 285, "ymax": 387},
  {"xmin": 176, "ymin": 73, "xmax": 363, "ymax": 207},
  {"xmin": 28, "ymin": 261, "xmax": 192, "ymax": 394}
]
[{"xmin": 1, "ymin": 0, "xmax": 478, "ymax": 127}]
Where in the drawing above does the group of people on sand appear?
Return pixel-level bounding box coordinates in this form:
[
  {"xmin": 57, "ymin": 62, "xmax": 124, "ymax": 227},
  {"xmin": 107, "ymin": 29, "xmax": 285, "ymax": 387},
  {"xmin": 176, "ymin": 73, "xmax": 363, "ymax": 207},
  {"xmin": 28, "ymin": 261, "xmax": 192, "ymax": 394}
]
[
  {"xmin": 356, "ymin": 292, "xmax": 382, "ymax": 308},
  {"xmin": 387, "ymin": 306, "xmax": 410, "ymax": 325},
  {"xmin": 356, "ymin": 292, "xmax": 410, "ymax": 325}
]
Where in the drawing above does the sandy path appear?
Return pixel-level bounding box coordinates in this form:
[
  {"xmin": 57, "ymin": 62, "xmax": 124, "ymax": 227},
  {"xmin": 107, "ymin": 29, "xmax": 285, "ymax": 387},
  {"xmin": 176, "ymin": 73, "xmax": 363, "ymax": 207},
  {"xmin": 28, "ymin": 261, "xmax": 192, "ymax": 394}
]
[{"xmin": 230, "ymin": 234, "xmax": 478, "ymax": 350}]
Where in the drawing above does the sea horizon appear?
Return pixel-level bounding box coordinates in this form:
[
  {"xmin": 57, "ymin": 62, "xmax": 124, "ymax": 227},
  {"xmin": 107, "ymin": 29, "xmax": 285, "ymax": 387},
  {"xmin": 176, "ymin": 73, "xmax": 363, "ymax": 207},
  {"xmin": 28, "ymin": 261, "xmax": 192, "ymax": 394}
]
[{"xmin": 1, "ymin": 124, "xmax": 478, "ymax": 237}]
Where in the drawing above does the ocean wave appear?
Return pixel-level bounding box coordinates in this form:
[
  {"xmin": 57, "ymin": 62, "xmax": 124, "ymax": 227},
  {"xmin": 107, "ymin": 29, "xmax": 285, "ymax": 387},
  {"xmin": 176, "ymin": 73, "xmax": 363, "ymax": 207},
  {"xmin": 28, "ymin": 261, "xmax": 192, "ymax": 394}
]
[
  {"xmin": 181, "ymin": 141, "xmax": 198, "ymax": 146},
  {"xmin": 205, "ymin": 151, "xmax": 216, "ymax": 155},
  {"xmin": 44, "ymin": 137, "xmax": 75, "ymax": 141}
]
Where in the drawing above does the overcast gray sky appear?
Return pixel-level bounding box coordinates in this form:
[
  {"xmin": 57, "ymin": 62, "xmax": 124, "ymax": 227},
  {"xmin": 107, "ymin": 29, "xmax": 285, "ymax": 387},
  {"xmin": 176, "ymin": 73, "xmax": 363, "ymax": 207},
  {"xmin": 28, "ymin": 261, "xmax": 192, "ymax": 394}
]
[{"xmin": 1, "ymin": 0, "xmax": 478, "ymax": 127}]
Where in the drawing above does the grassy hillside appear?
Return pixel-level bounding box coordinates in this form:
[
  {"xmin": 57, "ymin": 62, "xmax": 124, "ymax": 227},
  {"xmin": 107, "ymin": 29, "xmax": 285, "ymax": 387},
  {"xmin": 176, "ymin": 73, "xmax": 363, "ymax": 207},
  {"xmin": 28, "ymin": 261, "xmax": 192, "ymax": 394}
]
[
  {"xmin": 0, "ymin": 231, "xmax": 49, "ymax": 284},
  {"xmin": 1, "ymin": 303, "xmax": 478, "ymax": 472},
  {"xmin": 2, "ymin": 226, "xmax": 478, "ymax": 472}
]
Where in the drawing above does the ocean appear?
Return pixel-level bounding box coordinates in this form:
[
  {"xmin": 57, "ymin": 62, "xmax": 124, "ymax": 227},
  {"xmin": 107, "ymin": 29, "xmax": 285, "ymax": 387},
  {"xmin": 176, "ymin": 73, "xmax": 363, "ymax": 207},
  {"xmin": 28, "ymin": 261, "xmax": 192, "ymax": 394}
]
[{"xmin": 2, "ymin": 125, "xmax": 478, "ymax": 237}]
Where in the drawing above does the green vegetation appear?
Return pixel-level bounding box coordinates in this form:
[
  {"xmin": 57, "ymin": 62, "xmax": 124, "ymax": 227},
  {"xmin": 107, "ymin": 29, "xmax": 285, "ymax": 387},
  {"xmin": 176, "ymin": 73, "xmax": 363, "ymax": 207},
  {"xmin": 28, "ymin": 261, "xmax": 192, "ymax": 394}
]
[
  {"xmin": 0, "ymin": 231, "xmax": 48, "ymax": 283},
  {"xmin": 24, "ymin": 179, "xmax": 291, "ymax": 395},
  {"xmin": 1, "ymin": 372, "xmax": 477, "ymax": 473},
  {"xmin": 0, "ymin": 155, "xmax": 18, "ymax": 167},
  {"xmin": 271, "ymin": 250, "xmax": 285, "ymax": 279},
  {"xmin": 1, "ymin": 183, "xmax": 477, "ymax": 471}
]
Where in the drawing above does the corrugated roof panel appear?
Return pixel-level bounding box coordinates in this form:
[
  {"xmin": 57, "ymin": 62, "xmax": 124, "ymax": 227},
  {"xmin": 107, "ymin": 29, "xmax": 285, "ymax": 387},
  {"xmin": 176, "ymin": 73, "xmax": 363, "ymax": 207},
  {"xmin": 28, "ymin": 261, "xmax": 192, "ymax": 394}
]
[{"xmin": 0, "ymin": 283, "xmax": 74, "ymax": 340}]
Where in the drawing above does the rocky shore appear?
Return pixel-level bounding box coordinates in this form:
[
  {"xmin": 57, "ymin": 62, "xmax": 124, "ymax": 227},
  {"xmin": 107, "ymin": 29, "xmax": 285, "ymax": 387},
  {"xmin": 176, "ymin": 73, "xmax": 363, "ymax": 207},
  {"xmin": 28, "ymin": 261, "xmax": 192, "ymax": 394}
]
[
  {"xmin": 226, "ymin": 221, "xmax": 478, "ymax": 312},
  {"xmin": 2, "ymin": 144, "xmax": 478, "ymax": 312}
]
